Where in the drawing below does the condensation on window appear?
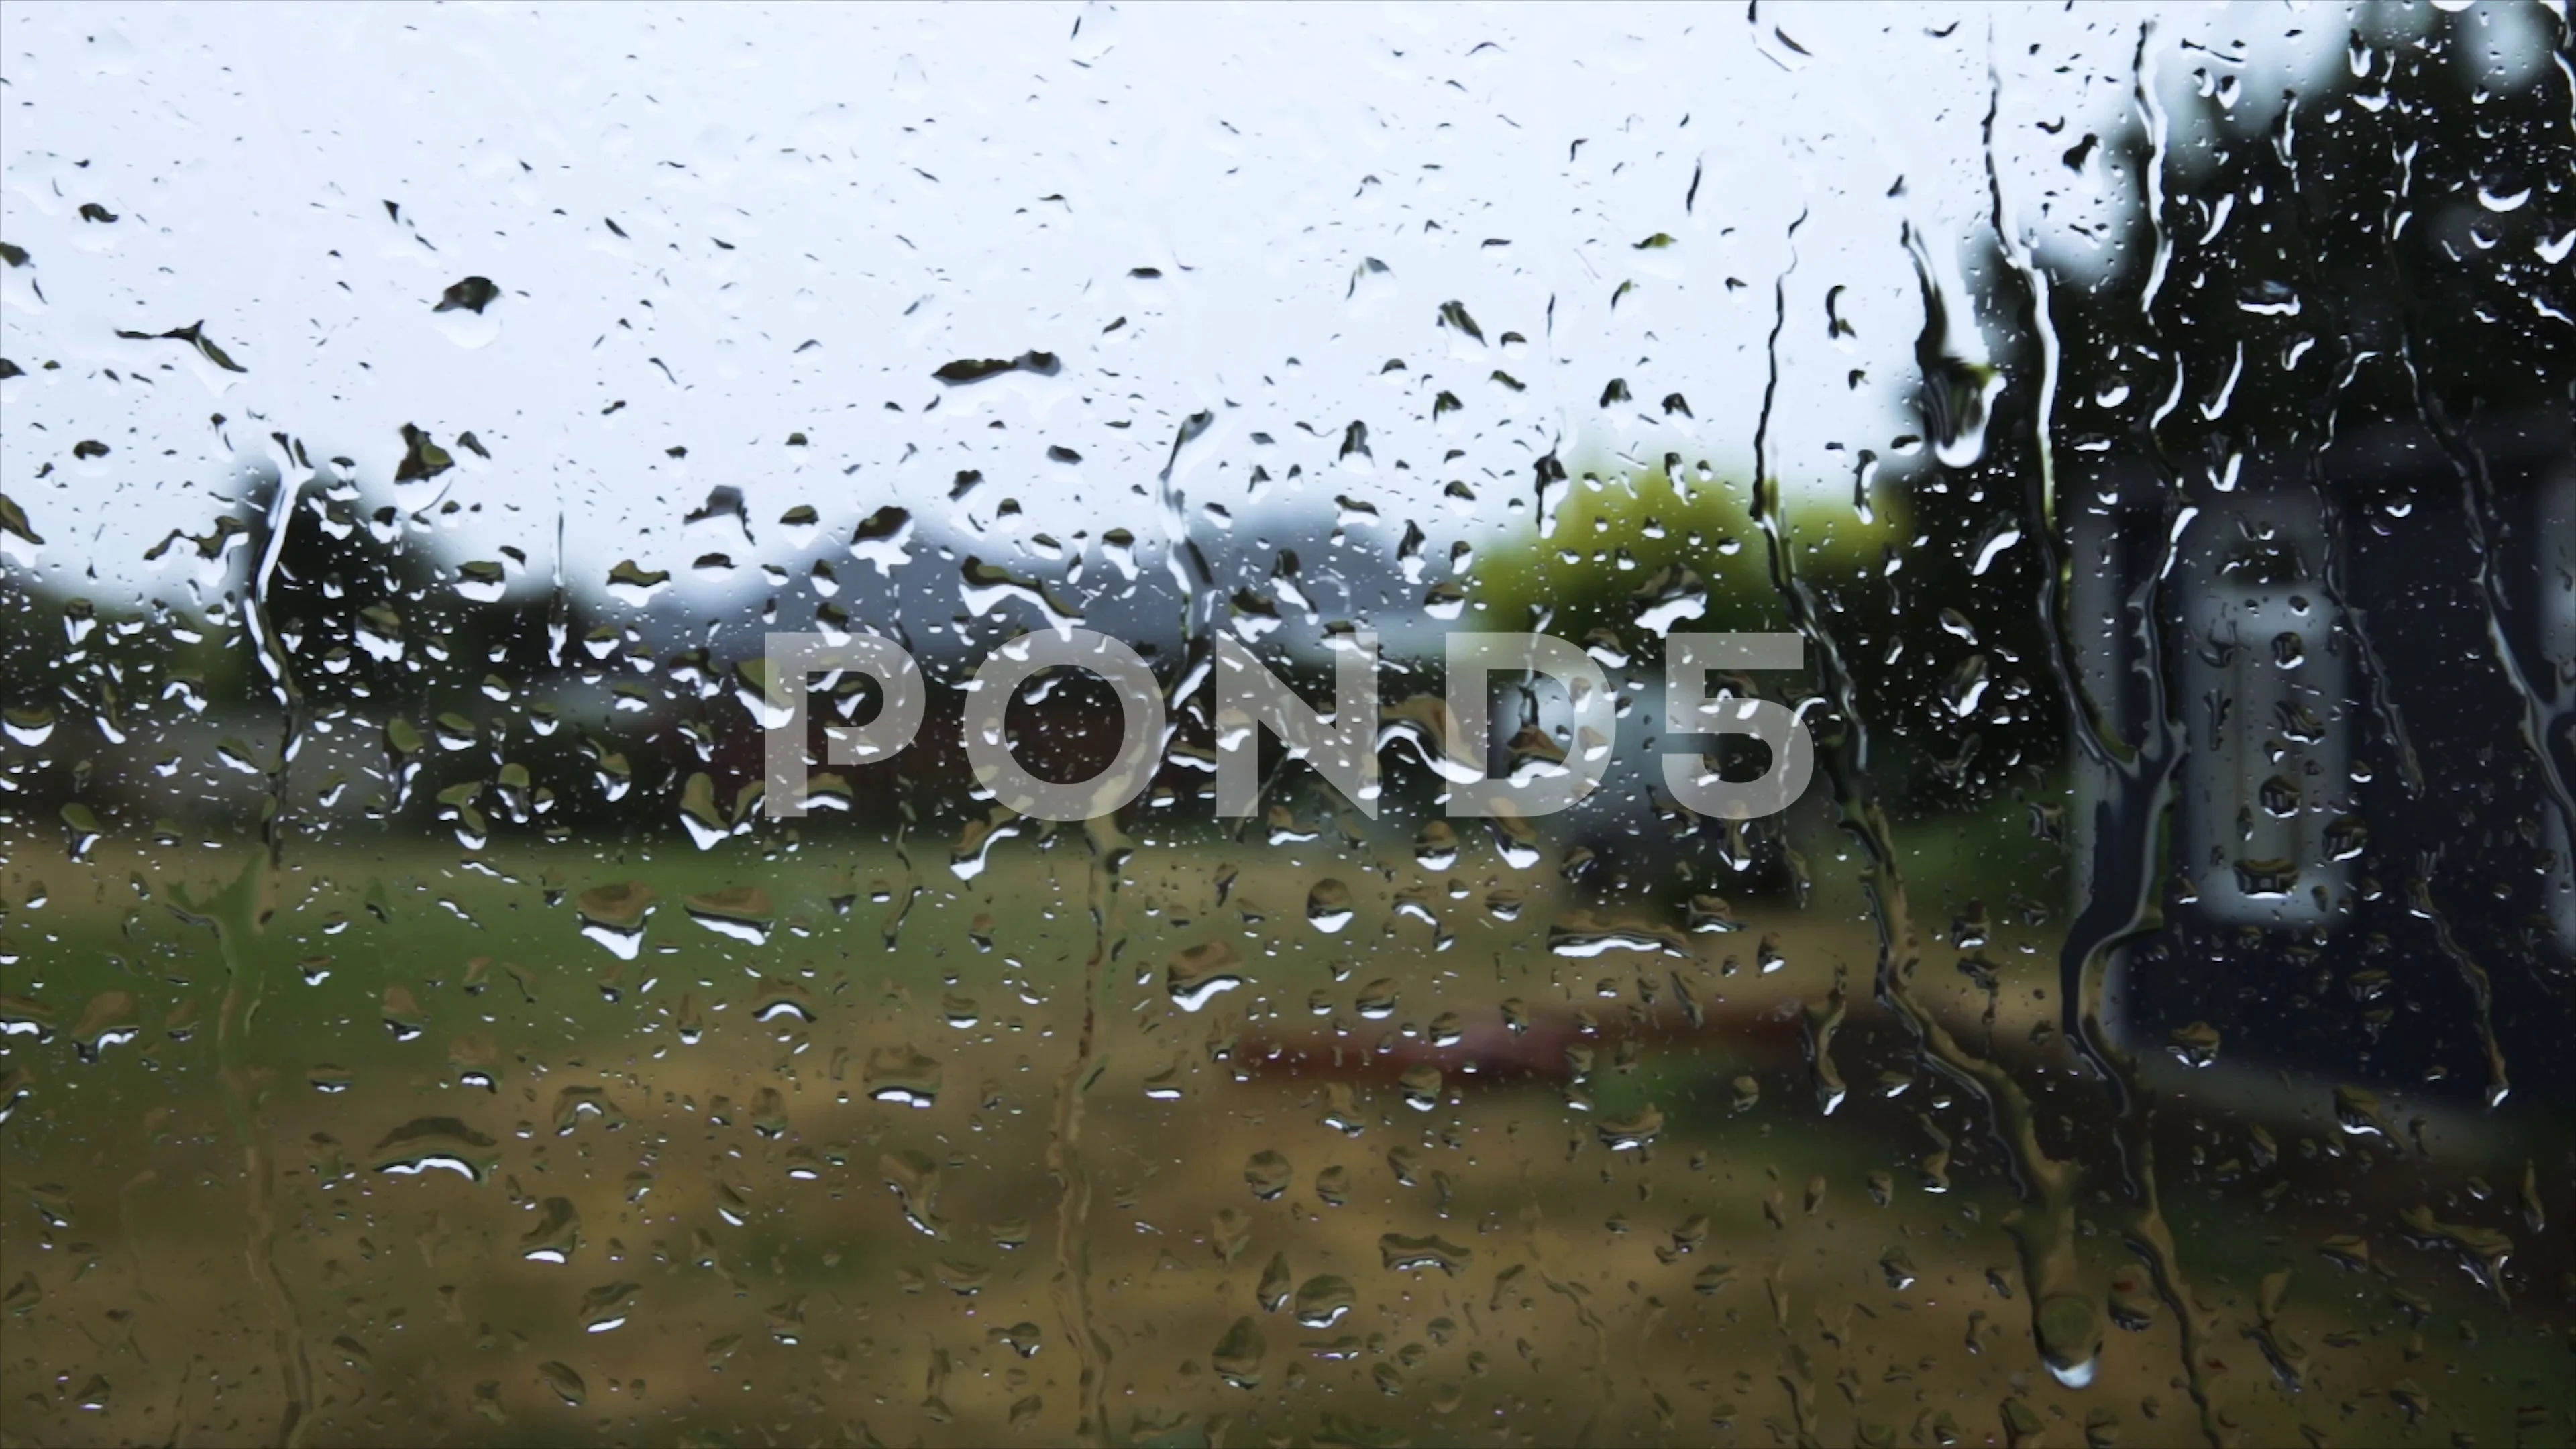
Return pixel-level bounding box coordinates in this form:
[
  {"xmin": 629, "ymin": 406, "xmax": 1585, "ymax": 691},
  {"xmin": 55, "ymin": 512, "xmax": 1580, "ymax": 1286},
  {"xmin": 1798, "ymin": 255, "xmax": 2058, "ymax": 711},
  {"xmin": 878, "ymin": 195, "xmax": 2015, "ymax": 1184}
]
[{"xmin": 2, "ymin": 4, "xmax": 2571, "ymax": 1446}]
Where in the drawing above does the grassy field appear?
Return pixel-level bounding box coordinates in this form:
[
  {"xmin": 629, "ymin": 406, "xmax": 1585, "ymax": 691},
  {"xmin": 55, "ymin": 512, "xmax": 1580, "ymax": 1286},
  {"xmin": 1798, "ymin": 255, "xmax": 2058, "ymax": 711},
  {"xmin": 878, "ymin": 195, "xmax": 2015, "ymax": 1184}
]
[{"xmin": 1, "ymin": 814, "xmax": 2567, "ymax": 1448}]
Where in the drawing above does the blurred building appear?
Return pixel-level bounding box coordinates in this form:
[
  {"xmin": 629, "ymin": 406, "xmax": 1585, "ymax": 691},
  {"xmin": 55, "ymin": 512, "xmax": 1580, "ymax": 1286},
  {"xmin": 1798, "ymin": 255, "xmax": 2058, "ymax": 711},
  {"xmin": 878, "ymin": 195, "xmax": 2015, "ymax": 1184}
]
[{"xmin": 2074, "ymin": 413, "xmax": 2576, "ymax": 1098}]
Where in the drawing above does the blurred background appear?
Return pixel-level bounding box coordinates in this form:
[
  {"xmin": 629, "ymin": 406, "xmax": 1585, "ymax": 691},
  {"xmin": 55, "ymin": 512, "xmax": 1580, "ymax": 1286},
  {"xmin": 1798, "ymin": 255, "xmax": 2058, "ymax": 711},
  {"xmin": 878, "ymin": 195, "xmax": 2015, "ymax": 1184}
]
[{"xmin": 1, "ymin": 2, "xmax": 2571, "ymax": 1444}]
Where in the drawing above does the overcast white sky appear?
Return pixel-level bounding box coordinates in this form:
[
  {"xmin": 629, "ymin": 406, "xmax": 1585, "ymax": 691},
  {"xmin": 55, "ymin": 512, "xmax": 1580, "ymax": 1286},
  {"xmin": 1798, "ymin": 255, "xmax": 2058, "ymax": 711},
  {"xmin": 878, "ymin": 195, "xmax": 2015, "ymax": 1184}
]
[{"xmin": 3, "ymin": 1, "xmax": 2374, "ymax": 616}]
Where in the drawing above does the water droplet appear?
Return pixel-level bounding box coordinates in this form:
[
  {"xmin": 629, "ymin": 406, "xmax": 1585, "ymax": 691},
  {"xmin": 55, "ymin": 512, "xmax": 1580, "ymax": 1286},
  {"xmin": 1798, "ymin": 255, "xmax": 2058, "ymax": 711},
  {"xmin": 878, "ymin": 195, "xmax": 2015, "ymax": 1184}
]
[
  {"xmin": 1256, "ymin": 1252, "xmax": 1293, "ymax": 1312},
  {"xmin": 1354, "ymin": 979, "xmax": 1399, "ymax": 1019},
  {"xmin": 371, "ymin": 1117, "xmax": 499, "ymax": 1181},
  {"xmin": 1291, "ymin": 1273, "xmax": 1357, "ymax": 1327},
  {"xmin": 2167, "ymin": 1021, "xmax": 2221, "ymax": 1068},
  {"xmin": 1168, "ymin": 941, "xmax": 1247, "ymax": 1012},
  {"xmin": 862, "ymin": 1046, "xmax": 943, "ymax": 1108},
  {"xmin": 578, "ymin": 1280, "xmax": 639, "ymax": 1333},
  {"xmin": 551, "ymin": 1085, "xmax": 623, "ymax": 1136},
  {"xmin": 520, "ymin": 1197, "xmax": 581, "ymax": 1263},
  {"xmin": 1305, "ymin": 879, "xmax": 1355, "ymax": 934},
  {"xmin": 2332, "ymin": 1084, "xmax": 2395, "ymax": 1140},
  {"xmin": 1244, "ymin": 1150, "xmax": 1293, "ymax": 1201},
  {"xmin": 2035, "ymin": 1293, "xmax": 2102, "ymax": 1389},
  {"xmin": 1597, "ymin": 1104, "xmax": 1664, "ymax": 1150},
  {"xmin": 70, "ymin": 990, "xmax": 139, "ymax": 1061},
  {"xmin": 536, "ymin": 1360, "xmax": 586, "ymax": 1407},
  {"xmin": 749, "ymin": 977, "xmax": 818, "ymax": 1023},
  {"xmin": 1210, "ymin": 1316, "xmax": 1267, "ymax": 1388},
  {"xmin": 682, "ymin": 885, "xmax": 773, "ymax": 943},
  {"xmin": 1313, "ymin": 1165, "xmax": 1350, "ymax": 1207},
  {"xmin": 575, "ymin": 882, "xmax": 656, "ymax": 959},
  {"xmin": 1, "ymin": 706, "xmax": 56, "ymax": 747},
  {"xmin": 1377, "ymin": 1234, "xmax": 1472, "ymax": 1275}
]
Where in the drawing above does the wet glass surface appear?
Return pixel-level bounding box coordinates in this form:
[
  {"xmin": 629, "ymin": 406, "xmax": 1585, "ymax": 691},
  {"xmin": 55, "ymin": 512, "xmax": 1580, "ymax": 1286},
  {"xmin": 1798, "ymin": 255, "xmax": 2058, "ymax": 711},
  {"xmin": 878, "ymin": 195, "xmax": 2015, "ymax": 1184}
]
[{"xmin": 2, "ymin": 4, "xmax": 2572, "ymax": 1445}]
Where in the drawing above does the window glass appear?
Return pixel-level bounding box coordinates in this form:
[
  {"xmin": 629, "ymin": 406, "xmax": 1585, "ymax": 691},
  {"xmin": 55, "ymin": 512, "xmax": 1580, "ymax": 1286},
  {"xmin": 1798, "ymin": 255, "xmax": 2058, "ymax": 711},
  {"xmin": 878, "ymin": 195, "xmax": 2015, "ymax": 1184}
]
[{"xmin": 3, "ymin": 4, "xmax": 2571, "ymax": 1444}]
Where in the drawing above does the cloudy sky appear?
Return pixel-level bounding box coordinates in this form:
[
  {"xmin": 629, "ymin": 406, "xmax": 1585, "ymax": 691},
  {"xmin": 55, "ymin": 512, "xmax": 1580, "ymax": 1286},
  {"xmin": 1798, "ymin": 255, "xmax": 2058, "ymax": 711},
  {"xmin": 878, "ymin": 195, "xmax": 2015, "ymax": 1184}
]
[{"xmin": 3, "ymin": 1, "xmax": 2373, "ymax": 620}]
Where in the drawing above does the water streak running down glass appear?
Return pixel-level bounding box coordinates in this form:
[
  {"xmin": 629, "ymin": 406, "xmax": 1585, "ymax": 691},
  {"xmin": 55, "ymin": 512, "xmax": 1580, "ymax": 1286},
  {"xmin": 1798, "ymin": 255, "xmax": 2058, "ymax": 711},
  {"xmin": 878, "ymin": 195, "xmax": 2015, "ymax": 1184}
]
[{"xmin": 1, "ymin": 3, "xmax": 2571, "ymax": 1445}]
